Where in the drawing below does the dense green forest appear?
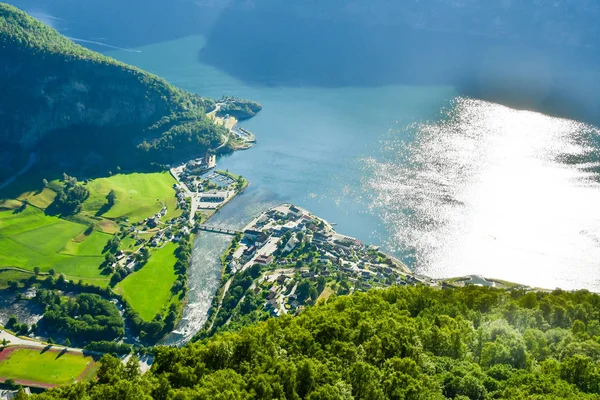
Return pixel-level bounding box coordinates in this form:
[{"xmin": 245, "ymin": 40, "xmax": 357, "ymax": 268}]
[
  {"xmin": 34, "ymin": 285, "xmax": 600, "ymax": 399},
  {"xmin": 0, "ymin": 3, "xmax": 228, "ymax": 180},
  {"xmin": 216, "ymin": 97, "xmax": 263, "ymax": 120},
  {"xmin": 34, "ymin": 291, "xmax": 124, "ymax": 345}
]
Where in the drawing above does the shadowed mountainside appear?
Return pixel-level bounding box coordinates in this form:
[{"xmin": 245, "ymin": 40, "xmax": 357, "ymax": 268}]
[
  {"xmin": 0, "ymin": 3, "xmax": 225, "ymax": 182},
  {"xmin": 6, "ymin": 0, "xmax": 599, "ymax": 125}
]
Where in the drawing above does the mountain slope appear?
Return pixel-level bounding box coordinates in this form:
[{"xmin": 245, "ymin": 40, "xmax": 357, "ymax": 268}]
[
  {"xmin": 0, "ymin": 3, "xmax": 225, "ymax": 180},
  {"xmin": 35, "ymin": 285, "xmax": 600, "ymax": 399}
]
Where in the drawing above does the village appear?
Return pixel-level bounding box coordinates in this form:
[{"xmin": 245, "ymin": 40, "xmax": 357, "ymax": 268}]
[
  {"xmin": 108, "ymin": 153, "xmax": 246, "ymax": 274},
  {"xmin": 215, "ymin": 204, "xmax": 437, "ymax": 323}
]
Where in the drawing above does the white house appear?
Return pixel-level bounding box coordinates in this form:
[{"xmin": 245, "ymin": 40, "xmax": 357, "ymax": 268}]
[{"xmin": 284, "ymin": 236, "xmax": 299, "ymax": 253}]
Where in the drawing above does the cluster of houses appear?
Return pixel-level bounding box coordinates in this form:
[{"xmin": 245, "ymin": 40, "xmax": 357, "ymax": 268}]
[
  {"xmin": 174, "ymin": 160, "xmax": 237, "ymax": 212},
  {"xmin": 144, "ymin": 206, "xmax": 168, "ymax": 229},
  {"xmin": 114, "ymin": 251, "xmax": 138, "ymax": 271},
  {"xmin": 223, "ymin": 204, "xmax": 433, "ymax": 318},
  {"xmin": 108, "ymin": 201, "xmax": 194, "ymax": 273}
]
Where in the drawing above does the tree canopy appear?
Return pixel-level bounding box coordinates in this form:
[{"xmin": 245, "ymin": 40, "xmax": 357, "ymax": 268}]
[
  {"xmin": 34, "ymin": 285, "xmax": 600, "ymax": 399},
  {"xmin": 35, "ymin": 291, "xmax": 124, "ymax": 345},
  {"xmin": 0, "ymin": 3, "xmax": 237, "ymax": 178}
]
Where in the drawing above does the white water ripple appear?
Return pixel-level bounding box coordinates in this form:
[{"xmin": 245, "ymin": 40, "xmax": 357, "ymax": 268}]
[{"xmin": 363, "ymin": 98, "xmax": 600, "ymax": 291}]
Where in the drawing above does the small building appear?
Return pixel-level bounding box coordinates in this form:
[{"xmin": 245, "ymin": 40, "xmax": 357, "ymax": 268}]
[
  {"xmin": 255, "ymin": 233, "xmax": 269, "ymax": 247},
  {"xmin": 147, "ymin": 217, "xmax": 159, "ymax": 228},
  {"xmin": 228, "ymin": 261, "xmax": 239, "ymax": 274},
  {"xmin": 313, "ymin": 231, "xmax": 333, "ymax": 244},
  {"xmin": 255, "ymin": 254, "xmax": 273, "ymax": 266},
  {"xmin": 284, "ymin": 236, "xmax": 299, "ymax": 253},
  {"xmin": 205, "ymin": 153, "xmax": 217, "ymax": 169},
  {"xmin": 199, "ymin": 190, "xmax": 232, "ymax": 203},
  {"xmin": 243, "ymin": 245, "xmax": 256, "ymax": 256},
  {"xmin": 267, "ymin": 286, "xmax": 279, "ymax": 300},
  {"xmin": 187, "ymin": 159, "xmax": 202, "ymax": 169},
  {"xmin": 289, "ymin": 205, "xmax": 303, "ymax": 218},
  {"xmin": 244, "ymin": 229, "xmax": 262, "ymax": 241}
]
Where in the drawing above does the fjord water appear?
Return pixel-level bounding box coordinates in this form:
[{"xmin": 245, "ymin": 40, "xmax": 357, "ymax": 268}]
[{"xmin": 109, "ymin": 36, "xmax": 600, "ymax": 343}]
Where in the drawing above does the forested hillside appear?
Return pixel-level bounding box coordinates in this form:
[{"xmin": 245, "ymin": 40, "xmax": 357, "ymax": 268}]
[
  {"xmin": 0, "ymin": 3, "xmax": 226, "ymax": 180},
  {"xmin": 35, "ymin": 285, "xmax": 600, "ymax": 399}
]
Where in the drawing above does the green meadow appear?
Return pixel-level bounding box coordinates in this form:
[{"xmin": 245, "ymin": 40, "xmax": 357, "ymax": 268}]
[
  {"xmin": 16, "ymin": 187, "xmax": 56, "ymax": 209},
  {"xmin": 82, "ymin": 172, "xmax": 181, "ymax": 223},
  {"xmin": 0, "ymin": 269, "xmax": 36, "ymax": 289},
  {"xmin": 0, "ymin": 348, "xmax": 98, "ymax": 385},
  {"xmin": 117, "ymin": 242, "xmax": 179, "ymax": 321},
  {"xmin": 0, "ymin": 207, "xmax": 107, "ymax": 282},
  {"xmin": 0, "ymin": 171, "xmax": 183, "ymax": 286}
]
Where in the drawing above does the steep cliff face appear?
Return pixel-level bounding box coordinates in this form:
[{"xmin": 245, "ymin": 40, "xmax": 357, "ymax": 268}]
[
  {"xmin": 1, "ymin": 51, "xmax": 168, "ymax": 148},
  {"xmin": 0, "ymin": 3, "xmax": 223, "ymax": 179}
]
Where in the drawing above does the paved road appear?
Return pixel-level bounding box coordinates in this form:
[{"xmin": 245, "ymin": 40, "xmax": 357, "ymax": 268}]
[
  {"xmin": 0, "ymin": 330, "xmax": 91, "ymax": 355},
  {"xmin": 0, "ymin": 330, "xmax": 44, "ymax": 348},
  {"xmin": 170, "ymin": 167, "xmax": 198, "ymax": 224}
]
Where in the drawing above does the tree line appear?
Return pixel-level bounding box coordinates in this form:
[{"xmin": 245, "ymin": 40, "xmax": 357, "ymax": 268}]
[{"xmin": 33, "ymin": 285, "xmax": 600, "ymax": 399}]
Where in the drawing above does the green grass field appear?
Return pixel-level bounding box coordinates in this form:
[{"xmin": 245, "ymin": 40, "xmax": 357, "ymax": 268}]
[
  {"xmin": 0, "ymin": 348, "xmax": 98, "ymax": 385},
  {"xmin": 0, "ymin": 171, "xmax": 183, "ymax": 290},
  {"xmin": 0, "ymin": 269, "xmax": 36, "ymax": 289},
  {"xmin": 17, "ymin": 187, "xmax": 56, "ymax": 209},
  {"xmin": 0, "ymin": 198, "xmax": 23, "ymax": 211},
  {"xmin": 61, "ymin": 230, "xmax": 112, "ymax": 256},
  {"xmin": 0, "ymin": 207, "xmax": 107, "ymax": 282},
  {"xmin": 117, "ymin": 243, "xmax": 179, "ymax": 321},
  {"xmin": 82, "ymin": 172, "xmax": 181, "ymax": 223}
]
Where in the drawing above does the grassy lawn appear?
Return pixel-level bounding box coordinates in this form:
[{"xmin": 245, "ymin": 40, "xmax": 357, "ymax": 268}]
[
  {"xmin": 0, "ymin": 348, "xmax": 97, "ymax": 385},
  {"xmin": 119, "ymin": 235, "xmax": 139, "ymax": 252},
  {"xmin": 0, "ymin": 207, "xmax": 107, "ymax": 281},
  {"xmin": 0, "ymin": 269, "xmax": 35, "ymax": 289},
  {"xmin": 317, "ymin": 285, "xmax": 335, "ymax": 302},
  {"xmin": 82, "ymin": 172, "xmax": 181, "ymax": 223},
  {"xmin": 0, "ymin": 199, "xmax": 22, "ymax": 211},
  {"xmin": 17, "ymin": 187, "xmax": 56, "ymax": 209},
  {"xmin": 61, "ymin": 230, "xmax": 112, "ymax": 257},
  {"xmin": 0, "ymin": 171, "xmax": 183, "ymax": 289},
  {"xmin": 117, "ymin": 243, "xmax": 178, "ymax": 321}
]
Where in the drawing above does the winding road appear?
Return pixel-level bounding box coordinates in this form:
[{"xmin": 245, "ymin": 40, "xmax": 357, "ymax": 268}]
[{"xmin": 0, "ymin": 153, "xmax": 37, "ymax": 191}]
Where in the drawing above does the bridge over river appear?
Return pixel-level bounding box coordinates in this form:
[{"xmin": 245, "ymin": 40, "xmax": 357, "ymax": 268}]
[{"xmin": 197, "ymin": 225, "xmax": 242, "ymax": 236}]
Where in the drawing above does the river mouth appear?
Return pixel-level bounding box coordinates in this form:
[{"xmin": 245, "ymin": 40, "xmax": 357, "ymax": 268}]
[
  {"xmin": 162, "ymin": 186, "xmax": 281, "ymax": 345},
  {"xmin": 107, "ymin": 35, "xmax": 600, "ymax": 344}
]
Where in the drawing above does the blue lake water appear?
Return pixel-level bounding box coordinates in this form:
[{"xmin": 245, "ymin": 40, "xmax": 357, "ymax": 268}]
[{"xmin": 109, "ymin": 35, "xmax": 600, "ymax": 343}]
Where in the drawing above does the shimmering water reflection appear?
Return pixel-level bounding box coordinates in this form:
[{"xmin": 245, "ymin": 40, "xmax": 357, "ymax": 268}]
[{"xmin": 364, "ymin": 98, "xmax": 600, "ymax": 291}]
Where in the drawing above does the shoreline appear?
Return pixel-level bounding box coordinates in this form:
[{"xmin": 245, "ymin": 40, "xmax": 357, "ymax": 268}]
[{"xmin": 191, "ymin": 203, "xmax": 542, "ymax": 339}]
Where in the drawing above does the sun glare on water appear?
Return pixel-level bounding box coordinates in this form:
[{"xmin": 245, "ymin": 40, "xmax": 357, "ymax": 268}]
[{"xmin": 364, "ymin": 98, "xmax": 600, "ymax": 290}]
